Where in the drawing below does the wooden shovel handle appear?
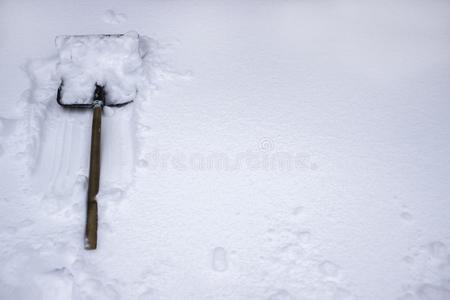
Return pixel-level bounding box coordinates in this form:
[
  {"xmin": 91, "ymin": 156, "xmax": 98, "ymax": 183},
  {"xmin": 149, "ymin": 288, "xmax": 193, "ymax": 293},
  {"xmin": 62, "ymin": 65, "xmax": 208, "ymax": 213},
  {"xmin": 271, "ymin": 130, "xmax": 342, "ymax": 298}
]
[{"xmin": 85, "ymin": 105, "xmax": 102, "ymax": 250}]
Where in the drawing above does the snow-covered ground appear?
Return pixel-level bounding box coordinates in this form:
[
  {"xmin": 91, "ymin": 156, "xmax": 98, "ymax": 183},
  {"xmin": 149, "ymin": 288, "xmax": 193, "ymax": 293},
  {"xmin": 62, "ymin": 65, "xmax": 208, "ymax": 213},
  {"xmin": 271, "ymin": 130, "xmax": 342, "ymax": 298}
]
[{"xmin": 1, "ymin": 0, "xmax": 450, "ymax": 299}]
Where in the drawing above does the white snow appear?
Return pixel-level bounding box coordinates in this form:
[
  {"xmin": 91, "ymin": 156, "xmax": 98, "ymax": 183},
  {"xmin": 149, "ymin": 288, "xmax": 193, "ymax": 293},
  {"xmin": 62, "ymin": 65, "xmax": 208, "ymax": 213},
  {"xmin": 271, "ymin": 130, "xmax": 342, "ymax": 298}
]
[
  {"xmin": 102, "ymin": 10, "xmax": 128, "ymax": 25},
  {"xmin": 211, "ymin": 247, "xmax": 228, "ymax": 272},
  {"xmin": 1, "ymin": 0, "xmax": 450, "ymax": 299},
  {"xmin": 56, "ymin": 32, "xmax": 142, "ymax": 105}
]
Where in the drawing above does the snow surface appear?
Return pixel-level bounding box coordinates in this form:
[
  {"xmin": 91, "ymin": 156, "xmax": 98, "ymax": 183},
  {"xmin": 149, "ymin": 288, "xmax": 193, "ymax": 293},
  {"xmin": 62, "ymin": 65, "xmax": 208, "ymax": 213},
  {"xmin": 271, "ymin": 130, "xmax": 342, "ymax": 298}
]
[
  {"xmin": 1, "ymin": 0, "xmax": 450, "ymax": 299},
  {"xmin": 56, "ymin": 32, "xmax": 143, "ymax": 105}
]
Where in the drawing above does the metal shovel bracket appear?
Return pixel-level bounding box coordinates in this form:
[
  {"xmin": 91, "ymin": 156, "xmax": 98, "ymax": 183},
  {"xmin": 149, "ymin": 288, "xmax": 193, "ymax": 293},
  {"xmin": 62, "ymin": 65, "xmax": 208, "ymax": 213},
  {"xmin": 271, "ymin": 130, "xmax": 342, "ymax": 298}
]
[{"xmin": 57, "ymin": 81, "xmax": 133, "ymax": 108}]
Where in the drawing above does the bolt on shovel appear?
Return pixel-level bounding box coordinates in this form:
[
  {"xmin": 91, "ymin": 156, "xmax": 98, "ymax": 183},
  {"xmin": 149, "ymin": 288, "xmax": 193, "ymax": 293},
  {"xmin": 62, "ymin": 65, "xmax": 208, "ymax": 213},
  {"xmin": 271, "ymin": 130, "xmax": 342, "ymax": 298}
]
[{"xmin": 57, "ymin": 82, "xmax": 133, "ymax": 249}]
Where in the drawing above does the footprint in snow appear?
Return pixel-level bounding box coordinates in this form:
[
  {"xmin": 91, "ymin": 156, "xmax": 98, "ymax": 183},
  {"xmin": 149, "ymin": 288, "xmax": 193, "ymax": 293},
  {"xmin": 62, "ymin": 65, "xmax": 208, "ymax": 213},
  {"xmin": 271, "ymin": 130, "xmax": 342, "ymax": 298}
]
[
  {"xmin": 428, "ymin": 241, "xmax": 447, "ymax": 259},
  {"xmin": 399, "ymin": 241, "xmax": 450, "ymax": 299},
  {"xmin": 400, "ymin": 211, "xmax": 413, "ymax": 222},
  {"xmin": 400, "ymin": 205, "xmax": 413, "ymax": 222},
  {"xmin": 291, "ymin": 206, "xmax": 304, "ymax": 216},
  {"xmin": 212, "ymin": 247, "xmax": 228, "ymax": 272},
  {"xmin": 102, "ymin": 9, "xmax": 127, "ymax": 25}
]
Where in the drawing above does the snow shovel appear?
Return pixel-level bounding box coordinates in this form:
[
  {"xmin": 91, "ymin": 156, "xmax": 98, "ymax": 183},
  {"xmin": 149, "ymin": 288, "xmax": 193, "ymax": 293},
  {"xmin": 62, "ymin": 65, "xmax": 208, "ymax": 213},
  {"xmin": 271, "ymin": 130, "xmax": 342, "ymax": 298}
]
[{"xmin": 55, "ymin": 33, "xmax": 138, "ymax": 250}]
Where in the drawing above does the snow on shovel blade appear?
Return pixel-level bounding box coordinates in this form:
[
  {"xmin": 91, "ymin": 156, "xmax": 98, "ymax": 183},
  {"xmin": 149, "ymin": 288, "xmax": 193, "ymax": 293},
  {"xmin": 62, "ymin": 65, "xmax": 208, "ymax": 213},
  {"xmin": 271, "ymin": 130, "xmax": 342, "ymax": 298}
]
[{"xmin": 55, "ymin": 32, "xmax": 142, "ymax": 107}]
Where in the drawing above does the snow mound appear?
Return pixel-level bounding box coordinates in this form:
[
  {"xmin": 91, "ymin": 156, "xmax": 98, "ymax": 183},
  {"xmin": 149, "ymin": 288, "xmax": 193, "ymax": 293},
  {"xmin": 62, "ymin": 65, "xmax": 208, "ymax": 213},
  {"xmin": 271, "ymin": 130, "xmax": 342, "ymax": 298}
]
[{"xmin": 56, "ymin": 32, "xmax": 142, "ymax": 105}]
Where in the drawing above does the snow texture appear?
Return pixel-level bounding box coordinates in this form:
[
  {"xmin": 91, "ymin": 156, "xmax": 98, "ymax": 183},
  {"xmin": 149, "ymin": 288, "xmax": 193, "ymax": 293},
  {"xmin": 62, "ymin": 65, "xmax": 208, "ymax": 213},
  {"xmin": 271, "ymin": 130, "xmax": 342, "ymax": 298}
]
[
  {"xmin": 1, "ymin": 0, "xmax": 450, "ymax": 299},
  {"xmin": 56, "ymin": 32, "xmax": 142, "ymax": 105},
  {"xmin": 102, "ymin": 10, "xmax": 128, "ymax": 25}
]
